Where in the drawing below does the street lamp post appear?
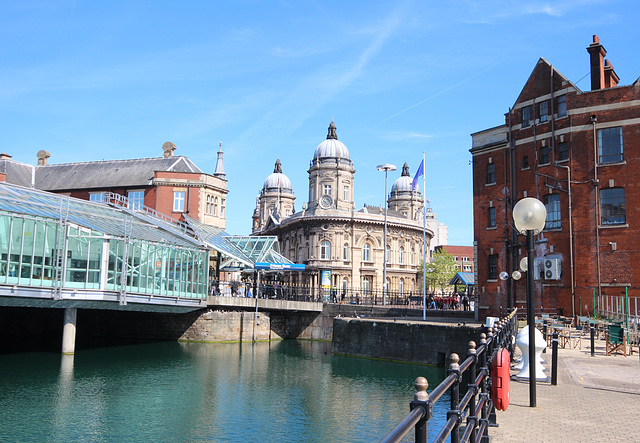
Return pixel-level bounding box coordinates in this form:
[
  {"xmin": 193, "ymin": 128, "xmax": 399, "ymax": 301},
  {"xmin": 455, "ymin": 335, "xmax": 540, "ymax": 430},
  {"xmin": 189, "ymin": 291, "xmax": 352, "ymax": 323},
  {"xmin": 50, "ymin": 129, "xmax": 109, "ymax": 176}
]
[
  {"xmin": 513, "ymin": 197, "xmax": 546, "ymax": 408},
  {"xmin": 377, "ymin": 163, "xmax": 396, "ymax": 305}
]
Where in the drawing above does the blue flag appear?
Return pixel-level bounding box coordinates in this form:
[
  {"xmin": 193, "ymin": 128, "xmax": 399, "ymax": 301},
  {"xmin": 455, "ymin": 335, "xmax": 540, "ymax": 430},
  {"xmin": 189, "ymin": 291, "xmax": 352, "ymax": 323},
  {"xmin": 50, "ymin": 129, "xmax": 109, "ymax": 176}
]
[{"xmin": 412, "ymin": 160, "xmax": 424, "ymax": 190}]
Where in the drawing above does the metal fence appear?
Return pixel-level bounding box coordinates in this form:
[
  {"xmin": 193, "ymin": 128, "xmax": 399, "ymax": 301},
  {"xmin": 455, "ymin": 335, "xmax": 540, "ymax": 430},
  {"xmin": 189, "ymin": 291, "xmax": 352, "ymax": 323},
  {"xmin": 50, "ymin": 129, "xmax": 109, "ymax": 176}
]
[
  {"xmin": 209, "ymin": 280, "xmax": 472, "ymax": 310},
  {"xmin": 595, "ymin": 293, "xmax": 639, "ymax": 337},
  {"xmin": 381, "ymin": 309, "xmax": 518, "ymax": 443}
]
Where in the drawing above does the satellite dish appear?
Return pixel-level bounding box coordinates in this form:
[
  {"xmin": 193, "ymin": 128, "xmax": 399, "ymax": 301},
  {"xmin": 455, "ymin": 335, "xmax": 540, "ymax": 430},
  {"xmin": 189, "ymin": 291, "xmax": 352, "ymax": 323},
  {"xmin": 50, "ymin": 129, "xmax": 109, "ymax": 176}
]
[
  {"xmin": 499, "ymin": 271, "xmax": 509, "ymax": 281},
  {"xmin": 520, "ymin": 257, "xmax": 528, "ymax": 272}
]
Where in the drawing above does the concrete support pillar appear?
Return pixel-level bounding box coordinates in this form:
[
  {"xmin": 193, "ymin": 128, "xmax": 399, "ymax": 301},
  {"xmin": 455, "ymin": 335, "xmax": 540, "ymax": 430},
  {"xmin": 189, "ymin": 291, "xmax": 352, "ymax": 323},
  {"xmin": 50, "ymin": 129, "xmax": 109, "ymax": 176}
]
[{"xmin": 62, "ymin": 308, "xmax": 77, "ymax": 355}]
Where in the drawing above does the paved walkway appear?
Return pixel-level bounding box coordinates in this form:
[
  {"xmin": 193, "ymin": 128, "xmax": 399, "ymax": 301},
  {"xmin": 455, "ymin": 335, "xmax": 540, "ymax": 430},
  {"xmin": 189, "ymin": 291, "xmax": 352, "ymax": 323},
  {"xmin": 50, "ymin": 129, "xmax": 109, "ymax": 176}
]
[{"xmin": 490, "ymin": 339, "xmax": 640, "ymax": 442}]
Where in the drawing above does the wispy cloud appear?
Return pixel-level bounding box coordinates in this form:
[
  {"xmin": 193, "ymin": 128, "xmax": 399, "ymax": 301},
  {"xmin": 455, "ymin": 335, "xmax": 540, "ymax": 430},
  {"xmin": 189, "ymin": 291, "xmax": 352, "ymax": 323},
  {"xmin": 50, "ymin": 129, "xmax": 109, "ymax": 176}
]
[
  {"xmin": 232, "ymin": 2, "xmax": 411, "ymax": 150},
  {"xmin": 378, "ymin": 131, "xmax": 434, "ymax": 142},
  {"xmin": 382, "ymin": 58, "xmax": 507, "ymax": 122}
]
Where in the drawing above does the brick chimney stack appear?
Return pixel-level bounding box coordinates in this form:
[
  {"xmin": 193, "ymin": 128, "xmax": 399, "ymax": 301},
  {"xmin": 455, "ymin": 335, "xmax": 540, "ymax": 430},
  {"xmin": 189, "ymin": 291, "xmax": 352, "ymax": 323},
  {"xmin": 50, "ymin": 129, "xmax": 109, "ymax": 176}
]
[
  {"xmin": 587, "ymin": 35, "xmax": 606, "ymax": 91},
  {"xmin": 604, "ymin": 59, "xmax": 620, "ymax": 89},
  {"xmin": 587, "ymin": 35, "xmax": 619, "ymax": 91}
]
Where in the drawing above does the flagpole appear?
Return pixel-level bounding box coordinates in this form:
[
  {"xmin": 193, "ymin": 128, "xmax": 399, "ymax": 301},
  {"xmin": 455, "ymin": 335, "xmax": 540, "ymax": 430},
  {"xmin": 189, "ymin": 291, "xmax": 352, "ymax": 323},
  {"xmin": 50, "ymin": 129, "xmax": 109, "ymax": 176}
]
[{"xmin": 422, "ymin": 151, "xmax": 426, "ymax": 321}]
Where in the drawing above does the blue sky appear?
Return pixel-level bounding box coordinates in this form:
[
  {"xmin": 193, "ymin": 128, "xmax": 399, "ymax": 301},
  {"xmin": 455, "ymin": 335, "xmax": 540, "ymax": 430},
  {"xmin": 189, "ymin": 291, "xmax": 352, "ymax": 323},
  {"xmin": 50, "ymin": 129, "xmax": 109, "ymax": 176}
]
[{"xmin": 2, "ymin": 1, "xmax": 638, "ymax": 245}]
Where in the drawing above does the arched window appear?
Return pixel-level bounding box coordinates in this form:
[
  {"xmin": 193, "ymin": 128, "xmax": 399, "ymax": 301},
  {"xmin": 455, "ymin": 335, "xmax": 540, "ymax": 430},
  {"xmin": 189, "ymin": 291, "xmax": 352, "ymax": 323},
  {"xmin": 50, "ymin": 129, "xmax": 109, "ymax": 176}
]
[
  {"xmin": 363, "ymin": 243, "xmax": 371, "ymax": 261},
  {"xmin": 399, "ymin": 247, "xmax": 404, "ymax": 264},
  {"xmin": 363, "ymin": 277, "xmax": 370, "ymax": 295},
  {"xmin": 213, "ymin": 197, "xmax": 218, "ymax": 216},
  {"xmin": 320, "ymin": 241, "xmax": 331, "ymax": 260},
  {"xmin": 206, "ymin": 196, "xmax": 210, "ymax": 214},
  {"xmin": 342, "ymin": 278, "xmax": 348, "ymax": 295},
  {"xmin": 343, "ymin": 243, "xmax": 349, "ymax": 260},
  {"xmin": 385, "ymin": 277, "xmax": 391, "ymax": 295}
]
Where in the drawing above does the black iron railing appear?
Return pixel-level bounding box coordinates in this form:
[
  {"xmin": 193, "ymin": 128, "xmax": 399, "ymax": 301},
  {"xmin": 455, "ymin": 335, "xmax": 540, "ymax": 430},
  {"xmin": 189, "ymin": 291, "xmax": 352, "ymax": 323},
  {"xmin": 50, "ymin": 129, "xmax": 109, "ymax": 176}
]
[
  {"xmin": 381, "ymin": 309, "xmax": 518, "ymax": 443},
  {"xmin": 210, "ymin": 280, "xmax": 473, "ymax": 310}
]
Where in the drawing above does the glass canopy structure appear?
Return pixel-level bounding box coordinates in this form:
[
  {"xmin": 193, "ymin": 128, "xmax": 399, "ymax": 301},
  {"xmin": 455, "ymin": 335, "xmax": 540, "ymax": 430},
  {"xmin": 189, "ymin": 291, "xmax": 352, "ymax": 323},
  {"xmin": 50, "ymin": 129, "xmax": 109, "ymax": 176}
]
[
  {"xmin": 0, "ymin": 183, "xmax": 209, "ymax": 311},
  {"xmin": 0, "ymin": 183, "xmax": 304, "ymax": 312},
  {"xmin": 183, "ymin": 216, "xmax": 303, "ymax": 272}
]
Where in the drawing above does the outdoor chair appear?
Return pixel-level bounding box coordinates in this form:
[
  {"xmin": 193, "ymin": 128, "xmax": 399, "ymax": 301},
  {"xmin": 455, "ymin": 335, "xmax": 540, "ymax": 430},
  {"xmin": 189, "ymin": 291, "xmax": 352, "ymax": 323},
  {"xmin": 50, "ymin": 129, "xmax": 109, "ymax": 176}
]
[
  {"xmin": 577, "ymin": 316, "xmax": 590, "ymax": 335},
  {"xmin": 568, "ymin": 327, "xmax": 582, "ymax": 349},
  {"xmin": 605, "ymin": 324, "xmax": 628, "ymax": 356}
]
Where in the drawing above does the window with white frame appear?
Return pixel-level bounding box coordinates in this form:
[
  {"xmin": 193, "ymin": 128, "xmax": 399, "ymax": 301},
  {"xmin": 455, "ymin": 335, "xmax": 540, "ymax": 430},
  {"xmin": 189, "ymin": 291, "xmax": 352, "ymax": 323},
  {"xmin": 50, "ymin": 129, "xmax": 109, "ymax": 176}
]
[
  {"xmin": 323, "ymin": 184, "xmax": 332, "ymax": 195},
  {"xmin": 173, "ymin": 191, "xmax": 185, "ymax": 212},
  {"xmin": 90, "ymin": 192, "xmax": 105, "ymax": 203},
  {"xmin": 363, "ymin": 277, "xmax": 370, "ymax": 295},
  {"xmin": 363, "ymin": 243, "xmax": 371, "ymax": 261},
  {"xmin": 213, "ymin": 197, "xmax": 218, "ymax": 216},
  {"xmin": 320, "ymin": 241, "xmax": 331, "ymax": 260},
  {"xmin": 128, "ymin": 190, "xmax": 144, "ymax": 210},
  {"xmin": 220, "ymin": 199, "xmax": 225, "ymax": 217},
  {"xmin": 399, "ymin": 247, "xmax": 404, "ymax": 264},
  {"xmin": 385, "ymin": 245, "xmax": 390, "ymax": 263},
  {"xmin": 343, "ymin": 243, "xmax": 349, "ymax": 260},
  {"xmin": 343, "ymin": 186, "xmax": 349, "ymax": 201}
]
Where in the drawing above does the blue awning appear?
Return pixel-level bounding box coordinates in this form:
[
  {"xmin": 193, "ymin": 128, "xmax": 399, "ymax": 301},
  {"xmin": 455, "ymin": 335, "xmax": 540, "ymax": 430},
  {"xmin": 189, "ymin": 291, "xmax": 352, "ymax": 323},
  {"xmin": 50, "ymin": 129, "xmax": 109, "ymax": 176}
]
[
  {"xmin": 450, "ymin": 272, "xmax": 475, "ymax": 286},
  {"xmin": 254, "ymin": 262, "xmax": 306, "ymax": 271}
]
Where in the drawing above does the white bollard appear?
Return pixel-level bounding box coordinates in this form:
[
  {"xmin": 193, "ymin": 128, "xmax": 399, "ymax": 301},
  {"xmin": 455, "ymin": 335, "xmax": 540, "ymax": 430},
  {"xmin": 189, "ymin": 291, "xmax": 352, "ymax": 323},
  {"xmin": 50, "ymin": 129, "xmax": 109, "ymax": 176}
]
[{"xmin": 515, "ymin": 326, "xmax": 547, "ymax": 380}]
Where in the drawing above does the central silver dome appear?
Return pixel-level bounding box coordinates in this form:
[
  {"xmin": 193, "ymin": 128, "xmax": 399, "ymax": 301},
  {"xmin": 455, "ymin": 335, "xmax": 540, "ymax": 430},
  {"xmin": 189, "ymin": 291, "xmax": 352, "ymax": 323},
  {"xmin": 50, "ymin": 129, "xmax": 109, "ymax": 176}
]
[{"xmin": 313, "ymin": 121, "xmax": 350, "ymax": 161}]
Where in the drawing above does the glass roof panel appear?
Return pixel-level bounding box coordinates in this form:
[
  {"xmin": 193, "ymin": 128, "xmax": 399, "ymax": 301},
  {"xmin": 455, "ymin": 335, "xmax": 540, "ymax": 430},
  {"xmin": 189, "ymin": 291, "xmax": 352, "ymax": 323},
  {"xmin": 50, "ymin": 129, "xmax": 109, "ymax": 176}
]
[{"xmin": 0, "ymin": 183, "xmax": 201, "ymax": 248}]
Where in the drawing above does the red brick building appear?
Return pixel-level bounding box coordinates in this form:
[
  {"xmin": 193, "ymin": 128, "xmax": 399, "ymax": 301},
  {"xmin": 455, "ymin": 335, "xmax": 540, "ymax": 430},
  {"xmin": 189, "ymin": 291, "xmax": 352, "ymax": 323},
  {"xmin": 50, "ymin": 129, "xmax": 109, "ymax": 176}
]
[
  {"xmin": 435, "ymin": 245, "xmax": 474, "ymax": 274},
  {"xmin": 471, "ymin": 36, "xmax": 640, "ymax": 320},
  {"xmin": 0, "ymin": 142, "xmax": 228, "ymax": 229}
]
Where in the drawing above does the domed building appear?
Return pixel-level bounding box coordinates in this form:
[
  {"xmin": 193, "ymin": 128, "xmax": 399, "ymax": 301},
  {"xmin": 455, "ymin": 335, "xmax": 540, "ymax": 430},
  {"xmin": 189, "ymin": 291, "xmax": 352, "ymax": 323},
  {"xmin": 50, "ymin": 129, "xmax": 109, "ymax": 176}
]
[
  {"xmin": 252, "ymin": 121, "xmax": 440, "ymax": 301},
  {"xmin": 252, "ymin": 158, "xmax": 295, "ymax": 232}
]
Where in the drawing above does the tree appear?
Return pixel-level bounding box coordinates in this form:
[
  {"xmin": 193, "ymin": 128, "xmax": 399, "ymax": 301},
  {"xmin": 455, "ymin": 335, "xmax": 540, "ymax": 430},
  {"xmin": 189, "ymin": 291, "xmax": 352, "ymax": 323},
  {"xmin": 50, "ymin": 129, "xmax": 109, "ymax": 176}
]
[{"xmin": 418, "ymin": 250, "xmax": 458, "ymax": 295}]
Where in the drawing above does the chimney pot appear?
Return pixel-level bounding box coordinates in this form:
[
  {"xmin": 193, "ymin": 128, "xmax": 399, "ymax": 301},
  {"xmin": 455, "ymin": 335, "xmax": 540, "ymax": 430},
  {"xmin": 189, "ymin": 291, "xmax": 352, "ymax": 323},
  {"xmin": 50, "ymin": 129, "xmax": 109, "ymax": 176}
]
[
  {"xmin": 162, "ymin": 142, "xmax": 176, "ymax": 158},
  {"xmin": 37, "ymin": 150, "xmax": 50, "ymax": 166}
]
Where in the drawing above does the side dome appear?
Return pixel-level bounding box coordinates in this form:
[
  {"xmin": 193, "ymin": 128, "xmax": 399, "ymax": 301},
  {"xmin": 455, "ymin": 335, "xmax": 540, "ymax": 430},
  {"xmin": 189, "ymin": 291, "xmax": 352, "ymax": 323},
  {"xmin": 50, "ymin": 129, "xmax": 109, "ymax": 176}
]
[
  {"xmin": 391, "ymin": 163, "xmax": 417, "ymax": 193},
  {"xmin": 313, "ymin": 121, "xmax": 350, "ymax": 161},
  {"xmin": 263, "ymin": 159, "xmax": 293, "ymax": 193}
]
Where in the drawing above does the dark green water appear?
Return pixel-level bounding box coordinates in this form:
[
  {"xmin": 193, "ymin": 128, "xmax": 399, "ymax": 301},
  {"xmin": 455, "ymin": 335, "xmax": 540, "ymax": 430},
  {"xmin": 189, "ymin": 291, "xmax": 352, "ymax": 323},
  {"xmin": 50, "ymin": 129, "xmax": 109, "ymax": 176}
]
[{"xmin": 0, "ymin": 341, "xmax": 448, "ymax": 442}]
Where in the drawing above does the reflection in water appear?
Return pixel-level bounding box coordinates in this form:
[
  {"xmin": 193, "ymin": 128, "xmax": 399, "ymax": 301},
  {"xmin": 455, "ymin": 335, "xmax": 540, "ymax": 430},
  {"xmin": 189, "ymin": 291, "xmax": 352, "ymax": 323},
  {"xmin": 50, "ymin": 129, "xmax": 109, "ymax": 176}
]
[{"xmin": 0, "ymin": 341, "xmax": 448, "ymax": 442}]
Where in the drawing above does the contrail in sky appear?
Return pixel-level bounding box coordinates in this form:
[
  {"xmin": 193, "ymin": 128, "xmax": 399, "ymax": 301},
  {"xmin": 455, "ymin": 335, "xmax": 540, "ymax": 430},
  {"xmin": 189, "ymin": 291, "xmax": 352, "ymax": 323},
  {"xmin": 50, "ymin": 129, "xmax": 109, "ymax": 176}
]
[{"xmin": 382, "ymin": 60, "xmax": 505, "ymax": 122}]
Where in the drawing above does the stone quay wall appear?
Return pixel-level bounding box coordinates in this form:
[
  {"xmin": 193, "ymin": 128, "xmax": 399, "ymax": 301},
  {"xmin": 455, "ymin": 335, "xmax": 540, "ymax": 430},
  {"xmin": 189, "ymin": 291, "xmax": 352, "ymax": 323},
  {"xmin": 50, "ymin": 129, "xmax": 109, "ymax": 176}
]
[{"xmin": 332, "ymin": 317, "xmax": 484, "ymax": 366}]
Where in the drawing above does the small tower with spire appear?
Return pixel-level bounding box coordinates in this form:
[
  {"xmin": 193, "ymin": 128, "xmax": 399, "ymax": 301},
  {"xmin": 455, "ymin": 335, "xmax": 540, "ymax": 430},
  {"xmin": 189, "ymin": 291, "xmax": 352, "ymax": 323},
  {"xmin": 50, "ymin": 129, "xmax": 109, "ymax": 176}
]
[{"xmin": 214, "ymin": 142, "xmax": 225, "ymax": 178}]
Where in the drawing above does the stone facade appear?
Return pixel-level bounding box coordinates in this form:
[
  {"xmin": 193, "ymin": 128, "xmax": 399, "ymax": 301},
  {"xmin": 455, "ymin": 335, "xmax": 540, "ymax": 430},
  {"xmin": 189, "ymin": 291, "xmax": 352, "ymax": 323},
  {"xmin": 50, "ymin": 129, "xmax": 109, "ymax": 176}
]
[{"xmin": 252, "ymin": 122, "xmax": 437, "ymax": 297}]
